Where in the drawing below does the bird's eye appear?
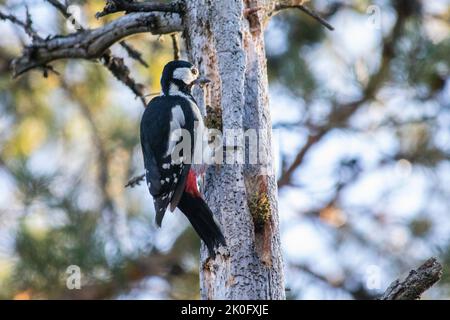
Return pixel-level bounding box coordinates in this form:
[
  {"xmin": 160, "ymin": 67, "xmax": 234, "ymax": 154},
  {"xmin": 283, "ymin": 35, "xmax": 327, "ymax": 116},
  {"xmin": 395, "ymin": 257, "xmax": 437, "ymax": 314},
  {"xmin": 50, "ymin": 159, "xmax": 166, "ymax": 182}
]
[{"xmin": 191, "ymin": 68, "xmax": 198, "ymax": 76}]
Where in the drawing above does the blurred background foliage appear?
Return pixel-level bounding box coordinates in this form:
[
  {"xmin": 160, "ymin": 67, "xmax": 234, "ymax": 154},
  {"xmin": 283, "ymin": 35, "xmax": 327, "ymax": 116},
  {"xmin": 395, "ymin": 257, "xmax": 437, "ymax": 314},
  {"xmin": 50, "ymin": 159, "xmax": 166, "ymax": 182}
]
[{"xmin": 0, "ymin": 0, "xmax": 449, "ymax": 299}]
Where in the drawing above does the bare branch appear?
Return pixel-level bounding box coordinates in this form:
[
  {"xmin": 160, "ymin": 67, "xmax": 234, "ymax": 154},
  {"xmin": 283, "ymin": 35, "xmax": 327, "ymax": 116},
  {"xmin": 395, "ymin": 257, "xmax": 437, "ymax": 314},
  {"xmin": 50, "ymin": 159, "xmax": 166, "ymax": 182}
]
[
  {"xmin": 44, "ymin": 0, "xmax": 149, "ymax": 104},
  {"xmin": 119, "ymin": 41, "xmax": 149, "ymax": 67},
  {"xmin": 272, "ymin": 2, "xmax": 334, "ymax": 31},
  {"xmin": 0, "ymin": 8, "xmax": 59, "ymax": 76},
  {"xmin": 45, "ymin": 0, "xmax": 73, "ymax": 23},
  {"xmin": 11, "ymin": 11, "xmax": 181, "ymax": 77},
  {"xmin": 96, "ymin": 0, "xmax": 183, "ymax": 19},
  {"xmin": 143, "ymin": 92, "xmax": 161, "ymax": 98},
  {"xmin": 381, "ymin": 258, "xmax": 443, "ymax": 300},
  {"xmin": 0, "ymin": 9, "xmax": 41, "ymax": 40},
  {"xmin": 101, "ymin": 52, "xmax": 146, "ymax": 105},
  {"xmin": 171, "ymin": 33, "xmax": 180, "ymax": 60},
  {"xmin": 125, "ymin": 173, "xmax": 146, "ymax": 188}
]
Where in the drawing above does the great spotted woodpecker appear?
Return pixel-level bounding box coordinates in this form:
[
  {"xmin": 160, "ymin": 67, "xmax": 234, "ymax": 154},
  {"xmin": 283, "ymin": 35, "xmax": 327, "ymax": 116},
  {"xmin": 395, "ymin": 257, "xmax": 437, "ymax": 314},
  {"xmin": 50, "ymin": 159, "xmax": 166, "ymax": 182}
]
[{"xmin": 140, "ymin": 60, "xmax": 226, "ymax": 257}]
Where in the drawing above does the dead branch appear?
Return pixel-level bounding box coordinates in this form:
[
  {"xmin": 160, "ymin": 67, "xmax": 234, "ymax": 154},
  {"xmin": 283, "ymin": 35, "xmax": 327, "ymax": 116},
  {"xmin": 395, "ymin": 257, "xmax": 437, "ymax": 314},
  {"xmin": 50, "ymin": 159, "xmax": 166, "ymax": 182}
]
[
  {"xmin": 119, "ymin": 41, "xmax": 149, "ymax": 67},
  {"xmin": 11, "ymin": 11, "xmax": 182, "ymax": 77},
  {"xmin": 0, "ymin": 9, "xmax": 41, "ymax": 40},
  {"xmin": 44, "ymin": 0, "xmax": 71, "ymax": 21},
  {"xmin": 125, "ymin": 173, "xmax": 146, "ymax": 188},
  {"xmin": 96, "ymin": 0, "xmax": 182, "ymax": 19},
  {"xmin": 272, "ymin": 2, "xmax": 334, "ymax": 31},
  {"xmin": 46, "ymin": 0, "xmax": 148, "ymax": 67},
  {"xmin": 171, "ymin": 33, "xmax": 180, "ymax": 60},
  {"xmin": 101, "ymin": 52, "xmax": 146, "ymax": 105},
  {"xmin": 381, "ymin": 258, "xmax": 443, "ymax": 300}
]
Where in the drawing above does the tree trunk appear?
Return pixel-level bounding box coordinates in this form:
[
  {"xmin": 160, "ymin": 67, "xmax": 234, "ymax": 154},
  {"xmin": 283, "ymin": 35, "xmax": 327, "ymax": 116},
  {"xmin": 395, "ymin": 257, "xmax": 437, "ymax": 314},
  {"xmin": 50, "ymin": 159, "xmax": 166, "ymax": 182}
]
[
  {"xmin": 184, "ymin": 0, "xmax": 285, "ymax": 300},
  {"xmin": 5, "ymin": 0, "xmax": 286, "ymax": 300}
]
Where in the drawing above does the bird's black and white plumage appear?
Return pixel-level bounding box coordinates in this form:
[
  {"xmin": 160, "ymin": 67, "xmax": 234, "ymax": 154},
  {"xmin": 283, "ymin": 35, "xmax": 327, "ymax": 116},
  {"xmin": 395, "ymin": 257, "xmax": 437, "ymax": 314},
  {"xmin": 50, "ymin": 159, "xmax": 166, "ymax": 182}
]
[{"xmin": 140, "ymin": 60, "xmax": 226, "ymax": 257}]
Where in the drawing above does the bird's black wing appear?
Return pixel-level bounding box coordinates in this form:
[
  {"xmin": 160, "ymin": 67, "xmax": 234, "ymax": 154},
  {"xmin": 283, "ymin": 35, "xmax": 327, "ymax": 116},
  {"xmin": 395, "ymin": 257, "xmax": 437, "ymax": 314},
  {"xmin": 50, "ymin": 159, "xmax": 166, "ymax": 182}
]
[{"xmin": 140, "ymin": 95, "xmax": 195, "ymax": 226}]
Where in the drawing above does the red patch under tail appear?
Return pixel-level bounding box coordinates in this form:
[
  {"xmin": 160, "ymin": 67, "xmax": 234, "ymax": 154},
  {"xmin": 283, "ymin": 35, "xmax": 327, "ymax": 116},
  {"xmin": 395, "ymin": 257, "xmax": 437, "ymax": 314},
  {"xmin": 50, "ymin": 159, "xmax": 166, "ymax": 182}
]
[{"xmin": 184, "ymin": 169, "xmax": 201, "ymax": 197}]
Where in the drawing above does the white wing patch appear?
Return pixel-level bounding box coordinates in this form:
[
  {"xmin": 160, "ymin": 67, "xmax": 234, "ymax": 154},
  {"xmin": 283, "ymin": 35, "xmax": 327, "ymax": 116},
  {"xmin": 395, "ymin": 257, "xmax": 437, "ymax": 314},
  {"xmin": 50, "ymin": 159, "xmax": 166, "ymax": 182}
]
[
  {"xmin": 167, "ymin": 85, "xmax": 207, "ymax": 167},
  {"xmin": 165, "ymin": 105, "xmax": 185, "ymax": 157},
  {"xmin": 162, "ymin": 163, "xmax": 171, "ymax": 169},
  {"xmin": 172, "ymin": 67, "xmax": 196, "ymax": 84}
]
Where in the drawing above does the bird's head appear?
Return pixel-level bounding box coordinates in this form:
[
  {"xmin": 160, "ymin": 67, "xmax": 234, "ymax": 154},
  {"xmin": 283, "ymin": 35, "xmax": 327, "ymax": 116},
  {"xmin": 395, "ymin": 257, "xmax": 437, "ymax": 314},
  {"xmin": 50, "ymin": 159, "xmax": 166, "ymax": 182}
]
[{"xmin": 160, "ymin": 60, "xmax": 210, "ymax": 96}]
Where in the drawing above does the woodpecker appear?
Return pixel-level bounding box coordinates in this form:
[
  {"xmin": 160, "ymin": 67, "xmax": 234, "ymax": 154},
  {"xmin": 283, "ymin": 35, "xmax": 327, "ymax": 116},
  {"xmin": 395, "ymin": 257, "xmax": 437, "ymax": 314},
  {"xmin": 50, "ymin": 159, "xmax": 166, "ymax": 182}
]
[{"xmin": 140, "ymin": 60, "xmax": 226, "ymax": 257}]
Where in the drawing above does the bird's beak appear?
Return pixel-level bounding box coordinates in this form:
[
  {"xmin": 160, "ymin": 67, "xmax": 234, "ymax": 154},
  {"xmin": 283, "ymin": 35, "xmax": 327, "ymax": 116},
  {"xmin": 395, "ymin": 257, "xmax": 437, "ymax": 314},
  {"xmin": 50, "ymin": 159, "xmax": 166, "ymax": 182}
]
[{"xmin": 192, "ymin": 76, "xmax": 211, "ymax": 87}]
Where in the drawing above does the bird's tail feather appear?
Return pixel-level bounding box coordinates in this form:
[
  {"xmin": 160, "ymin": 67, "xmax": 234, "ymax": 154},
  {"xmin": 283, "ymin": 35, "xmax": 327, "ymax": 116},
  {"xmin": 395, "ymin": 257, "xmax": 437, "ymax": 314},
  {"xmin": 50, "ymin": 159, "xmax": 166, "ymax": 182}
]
[{"xmin": 177, "ymin": 191, "xmax": 226, "ymax": 257}]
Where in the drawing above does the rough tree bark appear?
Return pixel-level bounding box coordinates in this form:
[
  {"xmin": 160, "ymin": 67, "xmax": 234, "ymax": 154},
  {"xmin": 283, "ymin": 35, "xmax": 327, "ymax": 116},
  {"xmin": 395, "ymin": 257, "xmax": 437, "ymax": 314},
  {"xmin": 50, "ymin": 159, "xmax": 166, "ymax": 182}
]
[
  {"xmin": 11, "ymin": 0, "xmax": 436, "ymax": 301},
  {"xmin": 2, "ymin": 0, "xmax": 294, "ymax": 299},
  {"xmin": 2, "ymin": 0, "xmax": 445, "ymax": 301},
  {"xmin": 183, "ymin": 0, "xmax": 285, "ymax": 300},
  {"xmin": 381, "ymin": 257, "xmax": 443, "ymax": 300}
]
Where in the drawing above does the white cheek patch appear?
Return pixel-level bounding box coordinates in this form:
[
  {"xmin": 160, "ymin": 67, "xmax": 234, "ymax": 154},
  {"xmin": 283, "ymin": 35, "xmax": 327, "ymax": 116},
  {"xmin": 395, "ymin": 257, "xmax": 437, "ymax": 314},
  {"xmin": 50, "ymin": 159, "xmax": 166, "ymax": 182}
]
[
  {"xmin": 169, "ymin": 83, "xmax": 183, "ymax": 96},
  {"xmin": 173, "ymin": 67, "xmax": 196, "ymax": 84}
]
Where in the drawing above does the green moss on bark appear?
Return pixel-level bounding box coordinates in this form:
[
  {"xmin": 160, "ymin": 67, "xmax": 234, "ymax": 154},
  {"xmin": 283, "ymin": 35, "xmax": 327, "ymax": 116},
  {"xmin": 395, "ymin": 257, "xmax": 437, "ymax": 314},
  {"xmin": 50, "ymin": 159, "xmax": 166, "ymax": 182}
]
[
  {"xmin": 248, "ymin": 190, "xmax": 271, "ymax": 232},
  {"xmin": 204, "ymin": 105, "xmax": 222, "ymax": 131}
]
